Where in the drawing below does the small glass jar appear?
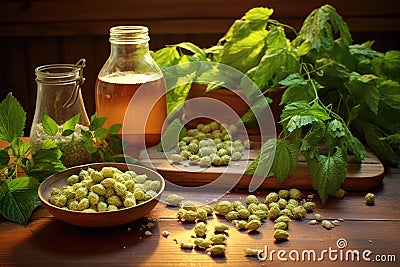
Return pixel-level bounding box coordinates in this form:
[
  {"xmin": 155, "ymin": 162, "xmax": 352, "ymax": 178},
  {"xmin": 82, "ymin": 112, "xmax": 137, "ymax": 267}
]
[
  {"xmin": 95, "ymin": 26, "xmax": 167, "ymax": 155},
  {"xmin": 30, "ymin": 59, "xmax": 91, "ymax": 167}
]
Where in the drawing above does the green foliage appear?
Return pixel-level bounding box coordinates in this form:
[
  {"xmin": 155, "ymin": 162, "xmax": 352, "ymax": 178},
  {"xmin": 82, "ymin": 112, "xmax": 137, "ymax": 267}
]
[
  {"xmin": 41, "ymin": 111, "xmax": 58, "ymax": 136},
  {"xmin": 0, "ymin": 149, "xmax": 9, "ymax": 168},
  {"xmin": 245, "ymin": 138, "xmax": 276, "ymax": 177},
  {"xmin": 27, "ymin": 140, "xmax": 66, "ymax": 181},
  {"xmin": 153, "ymin": 3, "xmax": 400, "ymax": 203},
  {"xmin": 347, "ymin": 73, "xmax": 380, "ymax": 114},
  {"xmin": 0, "ymin": 177, "xmax": 41, "ymax": 226},
  {"xmin": 82, "ymin": 114, "xmax": 137, "ymax": 164},
  {"xmin": 246, "ymin": 26, "xmax": 299, "ymax": 90},
  {"xmin": 293, "ymin": 4, "xmax": 352, "ymax": 56},
  {"xmin": 213, "ymin": 7, "xmax": 272, "ymax": 73},
  {"xmin": 280, "ymin": 101, "xmax": 330, "ymax": 132},
  {"xmin": 0, "ymin": 93, "xmax": 136, "ymax": 226},
  {"xmin": 307, "ymin": 147, "xmax": 347, "ymax": 204},
  {"xmin": 159, "ymin": 118, "xmax": 187, "ymax": 152},
  {"xmin": 61, "ymin": 114, "xmax": 80, "ymax": 136},
  {"xmin": 41, "ymin": 110, "xmax": 136, "ymax": 164},
  {"xmin": 279, "ymin": 74, "xmax": 318, "ymax": 104},
  {"xmin": 0, "ymin": 94, "xmax": 66, "ymax": 225},
  {"xmin": 375, "ymin": 50, "xmax": 400, "ymax": 81},
  {"xmin": 270, "ymin": 139, "xmax": 299, "ymax": 184},
  {"xmin": 0, "ymin": 93, "xmax": 26, "ymax": 142}
]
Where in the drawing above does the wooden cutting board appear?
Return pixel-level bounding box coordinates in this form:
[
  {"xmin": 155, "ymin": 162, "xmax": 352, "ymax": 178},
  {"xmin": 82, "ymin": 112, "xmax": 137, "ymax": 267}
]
[
  {"xmin": 0, "ymin": 139, "xmax": 384, "ymax": 191},
  {"xmin": 138, "ymin": 146, "xmax": 385, "ymax": 191}
]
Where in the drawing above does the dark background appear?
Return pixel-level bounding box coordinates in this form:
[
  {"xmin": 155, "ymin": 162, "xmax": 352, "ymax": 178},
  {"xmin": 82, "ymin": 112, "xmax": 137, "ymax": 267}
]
[{"xmin": 1, "ymin": 0, "xmax": 399, "ymax": 135}]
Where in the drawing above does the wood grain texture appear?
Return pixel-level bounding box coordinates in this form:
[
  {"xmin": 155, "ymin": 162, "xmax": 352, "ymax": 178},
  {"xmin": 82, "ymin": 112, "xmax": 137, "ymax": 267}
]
[
  {"xmin": 1, "ymin": 199, "xmax": 399, "ymax": 266},
  {"xmin": 1, "ymin": 0, "xmax": 399, "ymax": 22},
  {"xmin": 0, "ymin": 167, "xmax": 399, "ymax": 266},
  {"xmin": 0, "ymin": 219, "xmax": 399, "ymax": 267},
  {"xmin": 1, "ymin": 0, "xmax": 399, "ymax": 137},
  {"xmin": 138, "ymin": 146, "xmax": 385, "ymax": 191}
]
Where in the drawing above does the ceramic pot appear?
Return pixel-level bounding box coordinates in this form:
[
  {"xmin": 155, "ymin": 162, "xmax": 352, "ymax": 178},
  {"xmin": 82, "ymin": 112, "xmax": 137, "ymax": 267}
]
[
  {"xmin": 181, "ymin": 83, "xmax": 249, "ymax": 127},
  {"xmin": 182, "ymin": 83, "xmax": 284, "ymax": 134}
]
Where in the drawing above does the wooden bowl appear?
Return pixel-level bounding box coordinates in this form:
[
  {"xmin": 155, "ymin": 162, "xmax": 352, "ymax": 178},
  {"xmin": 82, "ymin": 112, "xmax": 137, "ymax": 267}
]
[{"xmin": 38, "ymin": 162, "xmax": 165, "ymax": 227}]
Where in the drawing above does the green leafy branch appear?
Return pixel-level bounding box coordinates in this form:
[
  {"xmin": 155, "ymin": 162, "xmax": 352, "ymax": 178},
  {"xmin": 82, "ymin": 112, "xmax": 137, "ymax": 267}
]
[
  {"xmin": 152, "ymin": 4, "xmax": 400, "ymax": 203},
  {"xmin": 40, "ymin": 111, "xmax": 136, "ymax": 165},
  {"xmin": 83, "ymin": 115, "xmax": 137, "ymax": 164},
  {"xmin": 0, "ymin": 93, "xmax": 66, "ymax": 226},
  {"xmin": 245, "ymin": 4, "xmax": 398, "ymax": 203},
  {"xmin": 0, "ymin": 93, "xmax": 136, "ymax": 226}
]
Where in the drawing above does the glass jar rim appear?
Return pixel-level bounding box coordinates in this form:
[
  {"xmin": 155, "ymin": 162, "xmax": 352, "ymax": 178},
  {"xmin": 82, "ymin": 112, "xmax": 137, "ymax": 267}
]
[
  {"xmin": 35, "ymin": 64, "xmax": 80, "ymax": 84},
  {"xmin": 109, "ymin": 25, "xmax": 150, "ymax": 44}
]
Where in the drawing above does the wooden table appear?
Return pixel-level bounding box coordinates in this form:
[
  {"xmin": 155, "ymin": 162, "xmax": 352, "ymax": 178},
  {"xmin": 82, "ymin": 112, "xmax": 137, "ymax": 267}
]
[{"xmin": 1, "ymin": 162, "xmax": 399, "ymax": 266}]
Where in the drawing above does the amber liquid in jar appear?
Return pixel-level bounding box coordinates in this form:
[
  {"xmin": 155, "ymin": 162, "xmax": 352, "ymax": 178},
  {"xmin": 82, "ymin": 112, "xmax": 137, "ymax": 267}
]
[{"xmin": 95, "ymin": 72, "xmax": 167, "ymax": 152}]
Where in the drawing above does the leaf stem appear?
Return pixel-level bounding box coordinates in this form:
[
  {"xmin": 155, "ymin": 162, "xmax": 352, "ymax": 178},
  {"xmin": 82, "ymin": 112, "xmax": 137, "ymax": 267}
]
[
  {"xmin": 269, "ymin": 19, "xmax": 298, "ymax": 36},
  {"xmin": 302, "ymin": 63, "xmax": 319, "ymax": 103}
]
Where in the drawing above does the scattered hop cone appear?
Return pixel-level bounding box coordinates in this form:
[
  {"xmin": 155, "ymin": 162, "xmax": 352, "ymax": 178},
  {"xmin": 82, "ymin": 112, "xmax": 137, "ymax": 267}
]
[
  {"xmin": 274, "ymin": 229, "xmax": 289, "ymax": 241},
  {"xmin": 206, "ymin": 245, "xmax": 226, "ymax": 256},
  {"xmin": 180, "ymin": 242, "xmax": 194, "ymax": 250},
  {"xmin": 365, "ymin": 193, "xmax": 375, "ymax": 205},
  {"xmin": 194, "ymin": 238, "xmax": 212, "ymax": 250},
  {"xmin": 214, "ymin": 201, "xmax": 234, "ymax": 215},
  {"xmin": 209, "ymin": 234, "xmax": 227, "ymax": 245},
  {"xmin": 246, "ymin": 219, "xmax": 262, "ymax": 231},
  {"xmin": 194, "ymin": 222, "xmax": 207, "ymax": 237},
  {"xmin": 245, "ymin": 248, "xmax": 262, "ymax": 257},
  {"xmin": 214, "ymin": 223, "xmax": 229, "ymax": 233}
]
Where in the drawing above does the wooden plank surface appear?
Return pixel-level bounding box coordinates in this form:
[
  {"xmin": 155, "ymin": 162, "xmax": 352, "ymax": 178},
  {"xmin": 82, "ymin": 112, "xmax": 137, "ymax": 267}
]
[
  {"xmin": 28, "ymin": 167, "xmax": 400, "ymax": 222},
  {"xmin": 2, "ymin": 0, "xmax": 399, "ymax": 137},
  {"xmin": 1, "ymin": 0, "xmax": 399, "ymax": 22},
  {"xmin": 0, "ymin": 168, "xmax": 399, "ymax": 266},
  {"xmin": 1, "ymin": 168, "xmax": 399, "ymax": 266},
  {"xmin": 0, "ymin": 219, "xmax": 399, "ymax": 267},
  {"xmin": 138, "ymin": 146, "xmax": 385, "ymax": 191},
  {"xmin": 1, "ymin": 0, "xmax": 399, "ymax": 36},
  {"xmin": 2, "ymin": 17, "xmax": 400, "ymax": 37}
]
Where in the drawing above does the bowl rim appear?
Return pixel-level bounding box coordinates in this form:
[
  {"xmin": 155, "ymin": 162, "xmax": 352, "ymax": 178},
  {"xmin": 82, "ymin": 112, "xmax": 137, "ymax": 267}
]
[{"xmin": 38, "ymin": 162, "xmax": 166, "ymax": 215}]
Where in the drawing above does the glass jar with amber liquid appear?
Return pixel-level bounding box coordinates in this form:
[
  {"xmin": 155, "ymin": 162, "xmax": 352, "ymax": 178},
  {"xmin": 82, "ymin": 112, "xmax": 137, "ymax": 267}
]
[{"xmin": 95, "ymin": 26, "xmax": 167, "ymax": 155}]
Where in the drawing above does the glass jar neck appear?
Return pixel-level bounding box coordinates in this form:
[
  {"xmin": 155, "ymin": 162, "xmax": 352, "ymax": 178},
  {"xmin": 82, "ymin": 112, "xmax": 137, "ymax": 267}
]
[
  {"xmin": 108, "ymin": 26, "xmax": 151, "ymax": 59},
  {"xmin": 110, "ymin": 42, "xmax": 150, "ymax": 58}
]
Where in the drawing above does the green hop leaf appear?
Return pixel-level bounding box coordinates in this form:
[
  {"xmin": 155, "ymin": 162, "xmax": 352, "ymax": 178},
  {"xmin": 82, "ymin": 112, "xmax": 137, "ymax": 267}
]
[
  {"xmin": 0, "ymin": 93, "xmax": 26, "ymax": 142},
  {"xmin": 280, "ymin": 101, "xmax": 330, "ymax": 132},
  {"xmin": 94, "ymin": 128, "xmax": 109, "ymax": 142},
  {"xmin": 0, "ymin": 148, "xmax": 10, "ymax": 168},
  {"xmin": 62, "ymin": 114, "xmax": 80, "ymax": 136},
  {"xmin": 109, "ymin": 124, "xmax": 122, "ymax": 134},
  {"xmin": 245, "ymin": 138, "xmax": 276, "ymax": 177},
  {"xmin": 242, "ymin": 7, "xmax": 274, "ymax": 21},
  {"xmin": 89, "ymin": 114, "xmax": 107, "ymax": 131},
  {"xmin": 380, "ymin": 50, "xmax": 400, "ymax": 80},
  {"xmin": 159, "ymin": 118, "xmax": 186, "ymax": 152},
  {"xmin": 41, "ymin": 111, "xmax": 58, "ymax": 136},
  {"xmin": 270, "ymin": 139, "xmax": 298, "ymax": 184},
  {"xmin": 307, "ymin": 147, "xmax": 347, "ymax": 204},
  {"xmin": 0, "ymin": 177, "xmax": 41, "ymax": 226}
]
